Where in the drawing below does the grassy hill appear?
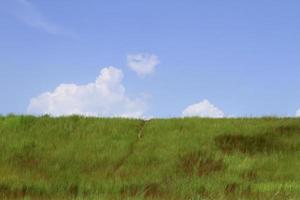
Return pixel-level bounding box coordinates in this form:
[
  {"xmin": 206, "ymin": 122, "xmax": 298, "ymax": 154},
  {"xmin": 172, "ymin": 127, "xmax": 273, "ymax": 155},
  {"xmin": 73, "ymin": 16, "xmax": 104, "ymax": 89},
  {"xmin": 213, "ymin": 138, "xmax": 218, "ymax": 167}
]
[{"xmin": 0, "ymin": 115, "xmax": 300, "ymax": 199}]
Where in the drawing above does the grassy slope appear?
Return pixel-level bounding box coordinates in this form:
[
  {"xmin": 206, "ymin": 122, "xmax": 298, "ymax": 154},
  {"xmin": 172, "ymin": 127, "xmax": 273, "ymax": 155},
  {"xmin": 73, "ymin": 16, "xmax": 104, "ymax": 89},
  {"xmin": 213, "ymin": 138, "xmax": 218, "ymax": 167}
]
[{"xmin": 0, "ymin": 115, "xmax": 300, "ymax": 199}]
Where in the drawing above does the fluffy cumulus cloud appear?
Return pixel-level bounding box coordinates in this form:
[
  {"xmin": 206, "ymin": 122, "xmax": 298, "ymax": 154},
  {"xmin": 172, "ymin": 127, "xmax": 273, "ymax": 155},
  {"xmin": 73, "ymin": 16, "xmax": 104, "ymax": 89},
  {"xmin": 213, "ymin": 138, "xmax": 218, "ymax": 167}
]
[
  {"xmin": 127, "ymin": 53, "xmax": 159, "ymax": 76},
  {"xmin": 182, "ymin": 99, "xmax": 225, "ymax": 118},
  {"xmin": 27, "ymin": 67, "xmax": 146, "ymax": 117}
]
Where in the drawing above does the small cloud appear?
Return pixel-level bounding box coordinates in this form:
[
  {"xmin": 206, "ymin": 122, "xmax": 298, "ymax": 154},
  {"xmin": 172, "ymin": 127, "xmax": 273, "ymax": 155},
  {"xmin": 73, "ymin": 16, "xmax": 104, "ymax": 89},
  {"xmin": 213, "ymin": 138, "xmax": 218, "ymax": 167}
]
[
  {"xmin": 127, "ymin": 53, "xmax": 159, "ymax": 76},
  {"xmin": 27, "ymin": 67, "xmax": 147, "ymax": 118},
  {"xmin": 182, "ymin": 99, "xmax": 225, "ymax": 118}
]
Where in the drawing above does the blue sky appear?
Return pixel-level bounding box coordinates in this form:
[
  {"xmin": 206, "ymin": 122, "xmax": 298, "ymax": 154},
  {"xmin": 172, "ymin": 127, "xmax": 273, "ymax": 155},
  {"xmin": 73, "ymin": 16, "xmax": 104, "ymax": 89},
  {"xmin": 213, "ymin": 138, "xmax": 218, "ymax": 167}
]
[{"xmin": 1, "ymin": 0, "xmax": 300, "ymax": 118}]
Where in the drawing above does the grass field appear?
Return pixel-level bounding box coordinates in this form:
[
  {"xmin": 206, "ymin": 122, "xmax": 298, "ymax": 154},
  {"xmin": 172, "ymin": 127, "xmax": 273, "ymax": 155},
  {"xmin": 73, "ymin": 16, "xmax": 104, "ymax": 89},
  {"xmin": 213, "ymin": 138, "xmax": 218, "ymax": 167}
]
[{"xmin": 0, "ymin": 115, "xmax": 300, "ymax": 199}]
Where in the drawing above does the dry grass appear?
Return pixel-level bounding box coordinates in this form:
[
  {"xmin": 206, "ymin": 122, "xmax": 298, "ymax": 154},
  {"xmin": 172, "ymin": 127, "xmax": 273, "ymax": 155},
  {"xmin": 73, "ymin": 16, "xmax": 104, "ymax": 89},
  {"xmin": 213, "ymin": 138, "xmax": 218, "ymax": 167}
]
[
  {"xmin": 214, "ymin": 131, "xmax": 296, "ymax": 154},
  {"xmin": 178, "ymin": 151, "xmax": 224, "ymax": 177}
]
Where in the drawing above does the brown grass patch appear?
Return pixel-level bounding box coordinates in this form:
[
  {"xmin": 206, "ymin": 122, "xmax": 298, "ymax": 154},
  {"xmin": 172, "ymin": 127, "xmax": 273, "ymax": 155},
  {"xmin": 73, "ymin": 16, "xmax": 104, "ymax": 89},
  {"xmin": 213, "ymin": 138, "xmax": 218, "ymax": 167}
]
[
  {"xmin": 240, "ymin": 169, "xmax": 257, "ymax": 181},
  {"xmin": 215, "ymin": 125, "xmax": 300, "ymax": 155},
  {"xmin": 12, "ymin": 142, "xmax": 40, "ymax": 169},
  {"xmin": 179, "ymin": 151, "xmax": 224, "ymax": 177},
  {"xmin": 225, "ymin": 183, "xmax": 239, "ymax": 195},
  {"xmin": 68, "ymin": 184, "xmax": 79, "ymax": 197},
  {"xmin": 179, "ymin": 151, "xmax": 200, "ymax": 175},
  {"xmin": 215, "ymin": 124, "xmax": 300, "ymax": 155},
  {"xmin": 214, "ymin": 134, "xmax": 285, "ymax": 154},
  {"xmin": 0, "ymin": 184, "xmax": 45, "ymax": 199},
  {"xmin": 143, "ymin": 183, "xmax": 164, "ymax": 198},
  {"xmin": 273, "ymin": 125, "xmax": 300, "ymax": 136},
  {"xmin": 197, "ymin": 159, "xmax": 224, "ymax": 177}
]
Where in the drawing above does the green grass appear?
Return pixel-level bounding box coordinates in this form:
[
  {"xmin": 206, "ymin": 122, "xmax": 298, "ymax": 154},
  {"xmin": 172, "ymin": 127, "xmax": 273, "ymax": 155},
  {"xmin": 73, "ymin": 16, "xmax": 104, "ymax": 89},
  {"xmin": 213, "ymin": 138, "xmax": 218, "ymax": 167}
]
[{"xmin": 0, "ymin": 115, "xmax": 300, "ymax": 199}]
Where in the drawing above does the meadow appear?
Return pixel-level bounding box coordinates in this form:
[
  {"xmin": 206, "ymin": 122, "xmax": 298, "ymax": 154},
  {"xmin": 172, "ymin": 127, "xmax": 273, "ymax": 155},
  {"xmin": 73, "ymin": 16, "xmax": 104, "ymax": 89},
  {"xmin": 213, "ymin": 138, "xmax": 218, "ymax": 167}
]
[{"xmin": 0, "ymin": 115, "xmax": 299, "ymax": 199}]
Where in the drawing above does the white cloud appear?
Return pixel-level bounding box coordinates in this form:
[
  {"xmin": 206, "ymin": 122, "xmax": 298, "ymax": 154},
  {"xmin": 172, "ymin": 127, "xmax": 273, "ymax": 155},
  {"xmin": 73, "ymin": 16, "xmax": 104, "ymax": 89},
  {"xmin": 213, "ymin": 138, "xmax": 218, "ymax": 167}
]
[
  {"xmin": 296, "ymin": 109, "xmax": 300, "ymax": 117},
  {"xmin": 127, "ymin": 53, "xmax": 159, "ymax": 76},
  {"xmin": 27, "ymin": 67, "xmax": 147, "ymax": 118},
  {"xmin": 4, "ymin": 0, "xmax": 75, "ymax": 37},
  {"xmin": 182, "ymin": 99, "xmax": 225, "ymax": 118}
]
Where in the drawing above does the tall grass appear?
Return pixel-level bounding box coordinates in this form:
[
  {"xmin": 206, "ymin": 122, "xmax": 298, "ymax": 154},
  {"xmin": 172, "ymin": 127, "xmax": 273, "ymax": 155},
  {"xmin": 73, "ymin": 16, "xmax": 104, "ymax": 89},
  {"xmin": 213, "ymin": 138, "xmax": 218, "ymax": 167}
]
[{"xmin": 0, "ymin": 115, "xmax": 299, "ymax": 199}]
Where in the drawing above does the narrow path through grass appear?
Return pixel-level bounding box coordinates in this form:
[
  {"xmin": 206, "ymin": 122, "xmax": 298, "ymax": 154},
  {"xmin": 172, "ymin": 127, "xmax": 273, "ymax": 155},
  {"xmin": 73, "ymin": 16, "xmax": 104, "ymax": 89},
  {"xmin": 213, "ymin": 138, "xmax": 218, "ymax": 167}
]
[{"xmin": 112, "ymin": 120, "xmax": 148, "ymax": 175}]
